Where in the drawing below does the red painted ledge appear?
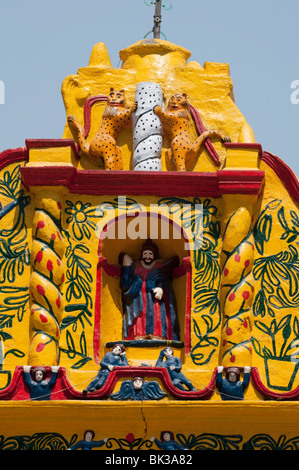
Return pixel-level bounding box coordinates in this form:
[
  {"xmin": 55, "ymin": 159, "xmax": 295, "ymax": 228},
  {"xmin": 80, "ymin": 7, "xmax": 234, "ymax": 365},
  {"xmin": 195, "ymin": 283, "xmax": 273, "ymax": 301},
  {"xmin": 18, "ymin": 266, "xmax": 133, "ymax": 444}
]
[
  {"xmin": 217, "ymin": 170, "xmax": 265, "ymax": 195},
  {"xmin": 224, "ymin": 142, "xmax": 263, "ymax": 157},
  {"xmin": 3, "ymin": 142, "xmax": 297, "ymax": 205},
  {"xmin": 3, "ymin": 366, "xmax": 299, "ymax": 401},
  {"xmin": 261, "ymin": 151, "xmax": 299, "ymax": 205},
  {"xmin": 20, "ymin": 166, "xmax": 265, "ymax": 197},
  {"xmin": 1, "ymin": 142, "xmax": 297, "ymax": 204}
]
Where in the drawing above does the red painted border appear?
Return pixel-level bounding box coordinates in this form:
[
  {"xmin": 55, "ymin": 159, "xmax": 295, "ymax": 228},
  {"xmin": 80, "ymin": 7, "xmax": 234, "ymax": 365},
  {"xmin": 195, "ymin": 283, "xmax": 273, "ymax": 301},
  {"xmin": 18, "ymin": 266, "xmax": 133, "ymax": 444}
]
[
  {"xmin": 93, "ymin": 366, "xmax": 217, "ymax": 400},
  {"xmin": 26, "ymin": 138, "xmax": 80, "ymax": 160},
  {"xmin": 0, "ymin": 147, "xmax": 28, "ymax": 170},
  {"xmin": 93, "ymin": 265, "xmax": 103, "ymax": 366},
  {"xmin": 4, "ymin": 366, "xmax": 299, "ymax": 401},
  {"xmin": 20, "ymin": 166, "xmax": 265, "ymax": 197},
  {"xmin": 217, "ymin": 169, "xmax": 265, "ymax": 195},
  {"xmin": 261, "ymin": 151, "xmax": 299, "ymax": 205},
  {"xmin": 182, "ymin": 261, "xmax": 192, "ymax": 354},
  {"xmin": 251, "ymin": 367, "xmax": 299, "ymax": 400},
  {"xmin": 0, "ymin": 142, "xmax": 297, "ymax": 207},
  {"xmin": 224, "ymin": 142, "xmax": 263, "ymax": 156}
]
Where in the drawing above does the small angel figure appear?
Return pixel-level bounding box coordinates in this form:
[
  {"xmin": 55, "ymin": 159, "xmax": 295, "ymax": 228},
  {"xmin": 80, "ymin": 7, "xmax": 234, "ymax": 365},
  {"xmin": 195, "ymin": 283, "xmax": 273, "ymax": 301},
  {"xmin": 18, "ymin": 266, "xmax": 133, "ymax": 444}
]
[
  {"xmin": 110, "ymin": 376, "xmax": 166, "ymax": 401},
  {"xmin": 68, "ymin": 430, "xmax": 108, "ymax": 450}
]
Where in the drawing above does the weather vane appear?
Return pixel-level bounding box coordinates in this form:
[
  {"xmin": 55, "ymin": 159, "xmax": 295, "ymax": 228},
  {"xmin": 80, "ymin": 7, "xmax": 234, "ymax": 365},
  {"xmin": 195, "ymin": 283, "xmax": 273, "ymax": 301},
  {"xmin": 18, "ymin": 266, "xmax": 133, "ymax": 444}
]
[{"xmin": 144, "ymin": 0, "xmax": 173, "ymax": 40}]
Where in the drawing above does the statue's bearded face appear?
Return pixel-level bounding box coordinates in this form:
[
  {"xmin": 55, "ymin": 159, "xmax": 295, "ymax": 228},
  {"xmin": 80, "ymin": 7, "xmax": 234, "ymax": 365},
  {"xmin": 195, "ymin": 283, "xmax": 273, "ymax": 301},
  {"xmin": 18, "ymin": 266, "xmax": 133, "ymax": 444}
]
[{"xmin": 142, "ymin": 249, "xmax": 154, "ymax": 265}]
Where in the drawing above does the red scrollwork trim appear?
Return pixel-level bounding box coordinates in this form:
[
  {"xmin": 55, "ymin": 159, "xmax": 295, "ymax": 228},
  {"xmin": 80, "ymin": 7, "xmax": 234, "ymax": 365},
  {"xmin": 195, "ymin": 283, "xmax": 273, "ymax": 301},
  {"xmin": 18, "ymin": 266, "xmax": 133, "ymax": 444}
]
[{"xmin": 0, "ymin": 366, "xmax": 216, "ymax": 401}]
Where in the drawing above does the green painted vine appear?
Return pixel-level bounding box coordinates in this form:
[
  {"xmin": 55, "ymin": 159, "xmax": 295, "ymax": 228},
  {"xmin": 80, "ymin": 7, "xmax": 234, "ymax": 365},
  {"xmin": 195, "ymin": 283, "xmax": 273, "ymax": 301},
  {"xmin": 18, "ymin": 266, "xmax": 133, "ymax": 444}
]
[
  {"xmin": 0, "ymin": 431, "xmax": 298, "ymax": 450},
  {"xmin": 61, "ymin": 197, "xmax": 144, "ymax": 368},
  {"xmin": 252, "ymin": 199, "xmax": 299, "ymax": 390},
  {"xmin": 157, "ymin": 197, "xmax": 221, "ymax": 366},
  {"xmin": 0, "ymin": 164, "xmax": 30, "ymax": 371},
  {"xmin": 60, "ymin": 201, "xmax": 99, "ymax": 369}
]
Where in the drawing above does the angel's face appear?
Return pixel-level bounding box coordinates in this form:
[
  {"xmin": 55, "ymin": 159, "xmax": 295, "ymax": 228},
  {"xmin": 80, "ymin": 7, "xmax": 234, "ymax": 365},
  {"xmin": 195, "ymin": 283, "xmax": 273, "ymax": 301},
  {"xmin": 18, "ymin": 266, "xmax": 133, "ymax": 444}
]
[
  {"xmin": 112, "ymin": 345, "xmax": 122, "ymax": 355},
  {"xmin": 133, "ymin": 378, "xmax": 143, "ymax": 390}
]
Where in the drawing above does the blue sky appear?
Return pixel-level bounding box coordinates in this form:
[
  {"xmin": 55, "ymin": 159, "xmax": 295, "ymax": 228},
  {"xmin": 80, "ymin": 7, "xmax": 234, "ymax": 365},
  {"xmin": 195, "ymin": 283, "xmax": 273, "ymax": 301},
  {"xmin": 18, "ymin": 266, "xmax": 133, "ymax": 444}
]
[{"xmin": 0, "ymin": 0, "xmax": 298, "ymax": 176}]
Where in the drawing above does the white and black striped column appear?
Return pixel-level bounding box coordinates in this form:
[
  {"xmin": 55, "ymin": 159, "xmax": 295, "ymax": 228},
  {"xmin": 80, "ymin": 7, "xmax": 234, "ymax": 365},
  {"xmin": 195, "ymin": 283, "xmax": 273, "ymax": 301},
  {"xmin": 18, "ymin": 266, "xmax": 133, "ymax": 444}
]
[{"xmin": 132, "ymin": 82, "xmax": 163, "ymax": 171}]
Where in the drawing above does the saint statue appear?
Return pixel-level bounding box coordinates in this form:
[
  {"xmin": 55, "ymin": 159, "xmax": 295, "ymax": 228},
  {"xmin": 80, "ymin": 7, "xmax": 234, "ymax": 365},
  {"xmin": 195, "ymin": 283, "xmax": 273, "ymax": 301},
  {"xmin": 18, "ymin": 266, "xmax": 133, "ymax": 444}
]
[{"xmin": 119, "ymin": 238, "xmax": 180, "ymax": 341}]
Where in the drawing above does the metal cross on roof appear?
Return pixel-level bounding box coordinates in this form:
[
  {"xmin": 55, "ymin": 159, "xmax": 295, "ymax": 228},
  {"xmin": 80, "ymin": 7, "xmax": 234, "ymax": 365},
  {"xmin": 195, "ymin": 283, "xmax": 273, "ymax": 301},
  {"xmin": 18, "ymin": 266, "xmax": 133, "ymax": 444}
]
[{"xmin": 144, "ymin": 0, "xmax": 173, "ymax": 40}]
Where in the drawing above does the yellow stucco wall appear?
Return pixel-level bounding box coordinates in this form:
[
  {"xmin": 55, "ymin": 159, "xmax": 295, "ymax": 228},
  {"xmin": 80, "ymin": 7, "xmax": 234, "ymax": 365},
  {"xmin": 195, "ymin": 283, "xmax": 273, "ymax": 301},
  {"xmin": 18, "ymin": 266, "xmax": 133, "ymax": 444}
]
[{"xmin": 0, "ymin": 39, "xmax": 298, "ymax": 451}]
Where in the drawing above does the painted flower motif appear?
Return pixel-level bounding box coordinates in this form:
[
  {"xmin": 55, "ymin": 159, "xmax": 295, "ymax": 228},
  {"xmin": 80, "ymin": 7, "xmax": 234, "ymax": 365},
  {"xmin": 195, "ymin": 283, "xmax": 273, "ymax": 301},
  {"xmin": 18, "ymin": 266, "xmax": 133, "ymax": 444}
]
[
  {"xmin": 47, "ymin": 260, "xmax": 54, "ymax": 272},
  {"xmin": 65, "ymin": 201, "xmax": 96, "ymax": 241},
  {"xmin": 242, "ymin": 290, "xmax": 250, "ymax": 300},
  {"xmin": 37, "ymin": 220, "xmax": 45, "ymax": 229},
  {"xmin": 36, "ymin": 284, "xmax": 45, "ymax": 296},
  {"xmin": 35, "ymin": 250, "xmax": 43, "ymax": 263},
  {"xmin": 36, "ymin": 342, "xmax": 46, "ymax": 353}
]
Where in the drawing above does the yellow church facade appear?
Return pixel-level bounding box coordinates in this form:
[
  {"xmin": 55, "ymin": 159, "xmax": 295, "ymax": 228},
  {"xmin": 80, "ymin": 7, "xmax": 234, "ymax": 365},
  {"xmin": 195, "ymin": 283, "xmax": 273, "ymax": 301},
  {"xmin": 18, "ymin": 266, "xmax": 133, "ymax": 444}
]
[{"xmin": 0, "ymin": 38, "xmax": 298, "ymax": 451}]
